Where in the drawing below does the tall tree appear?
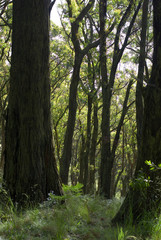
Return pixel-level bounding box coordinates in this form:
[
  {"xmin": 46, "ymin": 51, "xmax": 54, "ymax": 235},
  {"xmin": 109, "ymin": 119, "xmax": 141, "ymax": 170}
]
[
  {"xmin": 136, "ymin": 0, "xmax": 149, "ymax": 166},
  {"xmin": 89, "ymin": 101, "xmax": 98, "ymax": 193},
  {"xmin": 4, "ymin": 0, "xmax": 63, "ymax": 204},
  {"xmin": 99, "ymin": 0, "xmax": 141, "ymax": 198},
  {"xmin": 60, "ymin": 0, "xmax": 97, "ymax": 184},
  {"xmin": 0, "ymin": 1, "xmax": 11, "ymax": 169},
  {"xmin": 99, "ymin": 0, "xmax": 110, "ymax": 198},
  {"xmin": 113, "ymin": 0, "xmax": 161, "ymax": 223}
]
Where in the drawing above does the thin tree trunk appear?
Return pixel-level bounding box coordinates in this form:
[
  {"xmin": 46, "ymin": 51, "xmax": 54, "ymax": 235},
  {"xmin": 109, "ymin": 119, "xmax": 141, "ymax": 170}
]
[
  {"xmin": 60, "ymin": 0, "xmax": 101, "ymax": 185},
  {"xmin": 89, "ymin": 102, "xmax": 98, "ymax": 193},
  {"xmin": 0, "ymin": 93, "xmax": 5, "ymax": 169},
  {"xmin": 0, "ymin": 115, "xmax": 5, "ymax": 169},
  {"xmin": 60, "ymin": 54, "xmax": 82, "ymax": 184},
  {"xmin": 83, "ymin": 94, "xmax": 92, "ymax": 193},
  {"xmin": 79, "ymin": 133, "xmax": 86, "ymax": 184}
]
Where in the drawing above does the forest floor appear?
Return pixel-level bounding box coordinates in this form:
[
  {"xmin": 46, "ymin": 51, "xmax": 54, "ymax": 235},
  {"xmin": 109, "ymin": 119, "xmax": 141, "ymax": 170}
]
[{"xmin": 0, "ymin": 184, "xmax": 160, "ymax": 240}]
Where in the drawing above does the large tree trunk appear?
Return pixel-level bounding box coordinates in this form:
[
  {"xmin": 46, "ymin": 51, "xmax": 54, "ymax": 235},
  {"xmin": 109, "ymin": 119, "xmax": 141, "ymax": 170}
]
[
  {"xmin": 136, "ymin": 0, "xmax": 149, "ymax": 165},
  {"xmin": 99, "ymin": 0, "xmax": 111, "ymax": 198},
  {"xmin": 4, "ymin": 0, "xmax": 62, "ymax": 204},
  {"xmin": 113, "ymin": 0, "xmax": 161, "ymax": 224}
]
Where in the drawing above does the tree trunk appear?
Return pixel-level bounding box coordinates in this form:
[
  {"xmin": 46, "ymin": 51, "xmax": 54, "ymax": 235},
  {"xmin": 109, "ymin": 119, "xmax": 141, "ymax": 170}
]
[
  {"xmin": 136, "ymin": 0, "xmax": 149, "ymax": 165},
  {"xmin": 113, "ymin": 0, "xmax": 161, "ymax": 224},
  {"xmin": 83, "ymin": 94, "xmax": 92, "ymax": 193},
  {"xmin": 99, "ymin": 0, "xmax": 140, "ymax": 198},
  {"xmin": 79, "ymin": 132, "xmax": 85, "ymax": 184},
  {"xmin": 0, "ymin": 93, "xmax": 5, "ymax": 169},
  {"xmin": 4, "ymin": 0, "xmax": 62, "ymax": 204},
  {"xmin": 89, "ymin": 102, "xmax": 98, "ymax": 193},
  {"xmin": 60, "ymin": 54, "xmax": 82, "ymax": 184},
  {"xmin": 59, "ymin": 0, "xmax": 96, "ymax": 185},
  {"xmin": 99, "ymin": 0, "xmax": 111, "ymax": 198}
]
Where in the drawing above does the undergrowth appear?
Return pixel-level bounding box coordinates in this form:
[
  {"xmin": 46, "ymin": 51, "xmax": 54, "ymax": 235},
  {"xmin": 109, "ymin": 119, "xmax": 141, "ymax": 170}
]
[{"xmin": 0, "ymin": 184, "xmax": 160, "ymax": 240}]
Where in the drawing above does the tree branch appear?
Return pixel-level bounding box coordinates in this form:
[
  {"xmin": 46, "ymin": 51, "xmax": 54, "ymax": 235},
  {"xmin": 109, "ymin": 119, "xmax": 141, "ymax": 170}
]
[
  {"xmin": 82, "ymin": 21, "xmax": 115, "ymax": 56},
  {"xmin": 49, "ymin": 0, "xmax": 56, "ymax": 15}
]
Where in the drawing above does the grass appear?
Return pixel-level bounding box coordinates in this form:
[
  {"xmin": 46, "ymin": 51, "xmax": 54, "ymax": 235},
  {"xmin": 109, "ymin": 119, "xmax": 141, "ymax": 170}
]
[{"xmin": 0, "ymin": 185, "xmax": 160, "ymax": 240}]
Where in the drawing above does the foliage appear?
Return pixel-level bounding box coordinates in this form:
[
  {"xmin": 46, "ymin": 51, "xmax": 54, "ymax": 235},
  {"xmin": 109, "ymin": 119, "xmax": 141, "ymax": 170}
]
[
  {"xmin": 0, "ymin": 187, "xmax": 160, "ymax": 239},
  {"xmin": 145, "ymin": 160, "xmax": 161, "ymax": 172},
  {"xmin": 129, "ymin": 170, "xmax": 151, "ymax": 192}
]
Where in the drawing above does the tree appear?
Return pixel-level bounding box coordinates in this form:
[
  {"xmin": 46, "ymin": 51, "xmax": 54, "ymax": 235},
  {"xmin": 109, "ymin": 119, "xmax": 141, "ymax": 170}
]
[
  {"xmin": 136, "ymin": 0, "xmax": 149, "ymax": 165},
  {"xmin": 3, "ymin": 0, "xmax": 63, "ymax": 204},
  {"xmin": 50, "ymin": 22, "xmax": 73, "ymax": 165},
  {"xmin": 78, "ymin": 50, "xmax": 99, "ymax": 193},
  {"xmin": 113, "ymin": 0, "xmax": 161, "ymax": 223},
  {"xmin": 0, "ymin": 0, "xmax": 12, "ymax": 169},
  {"xmin": 59, "ymin": 0, "xmax": 97, "ymax": 184},
  {"xmin": 99, "ymin": 0, "xmax": 141, "ymax": 198},
  {"xmin": 99, "ymin": 0, "xmax": 110, "ymax": 198}
]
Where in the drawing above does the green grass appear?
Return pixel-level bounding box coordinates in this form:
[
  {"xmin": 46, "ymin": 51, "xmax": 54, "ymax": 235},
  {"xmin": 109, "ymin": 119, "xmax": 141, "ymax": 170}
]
[{"xmin": 0, "ymin": 185, "xmax": 160, "ymax": 240}]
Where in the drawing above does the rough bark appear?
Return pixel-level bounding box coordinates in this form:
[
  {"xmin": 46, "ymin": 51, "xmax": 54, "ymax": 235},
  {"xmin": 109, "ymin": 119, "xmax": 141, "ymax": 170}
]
[
  {"xmin": 99, "ymin": 0, "xmax": 111, "ymax": 198},
  {"xmin": 3, "ymin": 0, "xmax": 62, "ymax": 204}
]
